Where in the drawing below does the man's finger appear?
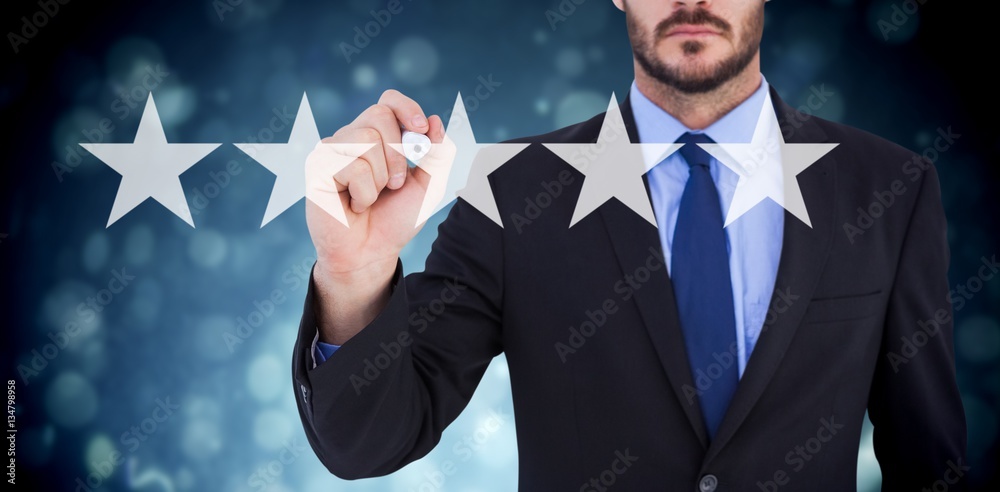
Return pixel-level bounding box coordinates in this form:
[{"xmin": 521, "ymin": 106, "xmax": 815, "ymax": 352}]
[
  {"xmin": 378, "ymin": 89, "xmax": 428, "ymax": 133},
  {"xmin": 352, "ymin": 105, "xmax": 406, "ymax": 191},
  {"xmin": 305, "ymin": 140, "xmax": 374, "ymax": 226},
  {"xmin": 325, "ymin": 128, "xmax": 385, "ymax": 193},
  {"xmin": 335, "ymin": 161, "xmax": 378, "ymax": 213}
]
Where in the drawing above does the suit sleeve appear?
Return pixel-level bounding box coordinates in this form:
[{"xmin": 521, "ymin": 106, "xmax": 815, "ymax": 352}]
[
  {"xmin": 867, "ymin": 162, "xmax": 968, "ymax": 490},
  {"xmin": 291, "ymin": 198, "xmax": 504, "ymax": 480}
]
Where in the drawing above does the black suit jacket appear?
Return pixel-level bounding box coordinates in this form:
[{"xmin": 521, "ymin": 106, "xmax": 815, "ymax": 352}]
[{"xmin": 292, "ymin": 88, "xmax": 966, "ymax": 491}]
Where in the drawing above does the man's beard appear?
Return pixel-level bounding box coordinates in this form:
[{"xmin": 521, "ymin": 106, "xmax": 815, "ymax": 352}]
[{"xmin": 627, "ymin": 5, "xmax": 763, "ymax": 94}]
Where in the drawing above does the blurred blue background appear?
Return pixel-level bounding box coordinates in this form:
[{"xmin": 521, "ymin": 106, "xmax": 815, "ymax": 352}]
[{"xmin": 2, "ymin": 0, "xmax": 997, "ymax": 490}]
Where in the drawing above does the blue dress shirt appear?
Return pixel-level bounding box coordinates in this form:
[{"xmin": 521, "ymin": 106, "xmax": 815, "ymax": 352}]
[
  {"xmin": 315, "ymin": 334, "xmax": 339, "ymax": 362},
  {"xmin": 315, "ymin": 76, "xmax": 784, "ymax": 374},
  {"xmin": 634, "ymin": 76, "xmax": 783, "ymax": 377}
]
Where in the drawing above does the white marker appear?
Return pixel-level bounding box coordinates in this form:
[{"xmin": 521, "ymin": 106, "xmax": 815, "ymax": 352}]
[{"xmin": 401, "ymin": 130, "xmax": 432, "ymax": 162}]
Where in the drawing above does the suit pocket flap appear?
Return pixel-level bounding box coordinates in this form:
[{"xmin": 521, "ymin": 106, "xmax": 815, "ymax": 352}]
[{"xmin": 803, "ymin": 291, "xmax": 883, "ymax": 324}]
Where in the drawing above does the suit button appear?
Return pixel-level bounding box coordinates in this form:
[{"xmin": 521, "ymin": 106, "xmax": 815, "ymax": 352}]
[{"xmin": 699, "ymin": 474, "xmax": 718, "ymax": 492}]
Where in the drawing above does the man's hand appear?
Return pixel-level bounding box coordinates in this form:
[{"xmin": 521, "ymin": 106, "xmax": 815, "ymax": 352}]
[{"xmin": 304, "ymin": 89, "xmax": 454, "ymax": 345}]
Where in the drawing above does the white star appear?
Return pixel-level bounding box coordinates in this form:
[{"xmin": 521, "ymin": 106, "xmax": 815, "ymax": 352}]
[
  {"xmin": 699, "ymin": 92, "xmax": 838, "ymax": 227},
  {"xmin": 417, "ymin": 92, "xmax": 528, "ymax": 227},
  {"xmin": 303, "ymin": 142, "xmax": 377, "ymax": 227},
  {"xmin": 394, "ymin": 93, "xmax": 529, "ymax": 227},
  {"xmin": 544, "ymin": 94, "xmax": 682, "ymax": 227},
  {"xmin": 80, "ymin": 94, "xmax": 220, "ymax": 227},
  {"xmin": 235, "ymin": 93, "xmax": 320, "ymax": 227}
]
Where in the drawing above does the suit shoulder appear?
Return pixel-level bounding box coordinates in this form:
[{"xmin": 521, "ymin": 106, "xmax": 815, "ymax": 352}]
[
  {"xmin": 503, "ymin": 111, "xmax": 606, "ymax": 145},
  {"xmin": 811, "ymin": 117, "xmax": 932, "ymax": 174},
  {"xmin": 486, "ymin": 110, "xmax": 605, "ymax": 184}
]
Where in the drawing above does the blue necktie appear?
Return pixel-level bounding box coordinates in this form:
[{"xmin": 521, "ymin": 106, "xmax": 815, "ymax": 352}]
[{"xmin": 671, "ymin": 132, "xmax": 739, "ymax": 440}]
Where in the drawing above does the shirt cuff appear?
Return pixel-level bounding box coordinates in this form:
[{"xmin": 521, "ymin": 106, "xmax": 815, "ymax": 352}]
[{"xmin": 311, "ymin": 331, "xmax": 341, "ymax": 368}]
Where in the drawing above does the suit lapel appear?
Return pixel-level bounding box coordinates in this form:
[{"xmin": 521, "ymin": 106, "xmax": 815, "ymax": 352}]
[
  {"xmin": 597, "ymin": 95, "xmax": 710, "ymax": 448},
  {"xmin": 594, "ymin": 90, "xmax": 838, "ymax": 455},
  {"xmin": 705, "ymin": 88, "xmax": 838, "ymax": 462}
]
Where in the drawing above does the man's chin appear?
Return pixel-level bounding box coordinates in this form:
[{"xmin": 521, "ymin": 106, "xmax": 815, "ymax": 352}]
[
  {"xmin": 658, "ymin": 37, "xmax": 726, "ymax": 56},
  {"xmin": 660, "ymin": 66, "xmax": 721, "ymax": 86},
  {"xmin": 649, "ymin": 63, "xmax": 734, "ymax": 94}
]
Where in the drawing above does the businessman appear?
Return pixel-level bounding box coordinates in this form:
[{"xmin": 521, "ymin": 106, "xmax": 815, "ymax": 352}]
[{"xmin": 292, "ymin": 0, "xmax": 967, "ymax": 490}]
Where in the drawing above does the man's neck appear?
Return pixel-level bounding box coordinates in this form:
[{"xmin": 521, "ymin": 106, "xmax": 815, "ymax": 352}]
[{"xmin": 633, "ymin": 59, "xmax": 763, "ymax": 130}]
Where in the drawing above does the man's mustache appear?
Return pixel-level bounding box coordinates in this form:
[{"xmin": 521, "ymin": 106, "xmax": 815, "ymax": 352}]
[{"xmin": 654, "ymin": 8, "xmax": 732, "ymax": 39}]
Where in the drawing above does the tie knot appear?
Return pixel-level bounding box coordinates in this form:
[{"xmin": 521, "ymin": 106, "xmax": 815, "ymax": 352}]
[{"xmin": 676, "ymin": 132, "xmax": 715, "ymax": 169}]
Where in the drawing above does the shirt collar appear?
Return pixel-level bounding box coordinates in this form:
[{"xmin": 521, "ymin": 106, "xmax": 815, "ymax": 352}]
[{"xmin": 628, "ymin": 74, "xmax": 770, "ymax": 145}]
